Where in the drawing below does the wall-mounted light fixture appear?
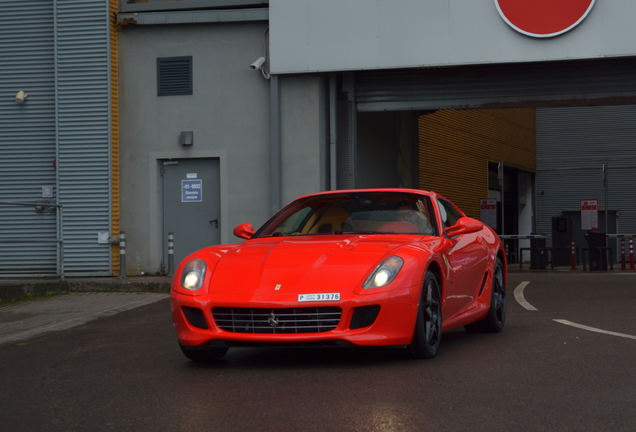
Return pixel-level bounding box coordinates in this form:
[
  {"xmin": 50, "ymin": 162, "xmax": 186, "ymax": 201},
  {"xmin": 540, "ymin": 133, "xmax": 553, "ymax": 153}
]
[
  {"xmin": 15, "ymin": 91, "xmax": 27, "ymax": 104},
  {"xmin": 179, "ymin": 131, "xmax": 193, "ymax": 146}
]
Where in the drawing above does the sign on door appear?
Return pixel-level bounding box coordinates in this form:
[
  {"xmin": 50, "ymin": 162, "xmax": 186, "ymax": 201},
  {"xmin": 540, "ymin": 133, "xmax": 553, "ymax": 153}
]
[{"xmin": 181, "ymin": 179, "xmax": 202, "ymax": 202}]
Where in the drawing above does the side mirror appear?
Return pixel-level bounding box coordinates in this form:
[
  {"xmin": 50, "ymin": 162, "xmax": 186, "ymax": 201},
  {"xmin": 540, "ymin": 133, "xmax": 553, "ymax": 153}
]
[
  {"xmin": 445, "ymin": 217, "xmax": 483, "ymax": 237},
  {"xmin": 233, "ymin": 223, "xmax": 255, "ymax": 239}
]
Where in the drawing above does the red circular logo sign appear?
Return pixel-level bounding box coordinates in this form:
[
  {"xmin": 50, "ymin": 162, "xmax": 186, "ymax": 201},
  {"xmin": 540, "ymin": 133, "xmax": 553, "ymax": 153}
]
[{"xmin": 495, "ymin": 0, "xmax": 596, "ymax": 38}]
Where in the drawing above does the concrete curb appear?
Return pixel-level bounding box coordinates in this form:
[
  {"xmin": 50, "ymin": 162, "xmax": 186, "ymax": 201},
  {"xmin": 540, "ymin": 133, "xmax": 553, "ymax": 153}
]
[{"xmin": 0, "ymin": 277, "xmax": 171, "ymax": 303}]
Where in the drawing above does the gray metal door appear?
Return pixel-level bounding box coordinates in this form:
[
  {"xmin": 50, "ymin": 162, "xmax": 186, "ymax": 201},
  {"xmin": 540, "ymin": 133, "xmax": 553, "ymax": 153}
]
[{"xmin": 162, "ymin": 158, "xmax": 220, "ymax": 267}]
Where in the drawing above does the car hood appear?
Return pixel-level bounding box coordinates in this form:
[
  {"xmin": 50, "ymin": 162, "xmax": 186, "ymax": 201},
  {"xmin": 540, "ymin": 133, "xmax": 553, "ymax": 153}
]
[{"xmin": 207, "ymin": 235, "xmax": 426, "ymax": 296}]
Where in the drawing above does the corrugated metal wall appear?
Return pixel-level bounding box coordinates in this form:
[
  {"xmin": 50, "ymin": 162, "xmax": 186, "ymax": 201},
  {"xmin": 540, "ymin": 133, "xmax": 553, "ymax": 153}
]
[
  {"xmin": 418, "ymin": 109, "xmax": 535, "ymax": 219},
  {"xmin": 0, "ymin": 1, "xmax": 112, "ymax": 276},
  {"xmin": 0, "ymin": 1, "xmax": 58, "ymax": 274},
  {"xmin": 55, "ymin": 0, "xmax": 112, "ymax": 275},
  {"xmin": 536, "ymin": 105, "xmax": 636, "ymax": 238}
]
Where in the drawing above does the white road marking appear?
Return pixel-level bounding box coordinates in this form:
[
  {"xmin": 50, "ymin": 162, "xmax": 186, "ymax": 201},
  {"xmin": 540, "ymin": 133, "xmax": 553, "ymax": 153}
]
[
  {"xmin": 513, "ymin": 281, "xmax": 537, "ymax": 311},
  {"xmin": 510, "ymin": 281, "xmax": 635, "ymax": 341},
  {"xmin": 554, "ymin": 319, "xmax": 636, "ymax": 340}
]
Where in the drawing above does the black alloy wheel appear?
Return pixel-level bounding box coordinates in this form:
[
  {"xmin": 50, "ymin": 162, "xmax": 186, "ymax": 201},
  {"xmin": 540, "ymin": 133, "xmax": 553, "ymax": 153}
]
[{"xmin": 408, "ymin": 271, "xmax": 442, "ymax": 359}]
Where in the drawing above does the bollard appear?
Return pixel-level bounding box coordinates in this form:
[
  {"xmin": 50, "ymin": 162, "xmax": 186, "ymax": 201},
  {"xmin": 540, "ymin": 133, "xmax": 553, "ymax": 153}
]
[
  {"xmin": 118, "ymin": 231, "xmax": 128, "ymax": 279},
  {"xmin": 571, "ymin": 239, "xmax": 576, "ymax": 270},
  {"xmin": 630, "ymin": 238, "xmax": 635, "ymax": 271},
  {"xmin": 621, "ymin": 238, "xmax": 626, "ymax": 270},
  {"xmin": 168, "ymin": 232, "xmax": 174, "ymax": 275}
]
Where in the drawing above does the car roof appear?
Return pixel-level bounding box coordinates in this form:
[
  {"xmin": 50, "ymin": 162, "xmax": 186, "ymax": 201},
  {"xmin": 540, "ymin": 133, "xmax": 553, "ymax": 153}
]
[{"xmin": 295, "ymin": 188, "xmax": 441, "ymax": 201}]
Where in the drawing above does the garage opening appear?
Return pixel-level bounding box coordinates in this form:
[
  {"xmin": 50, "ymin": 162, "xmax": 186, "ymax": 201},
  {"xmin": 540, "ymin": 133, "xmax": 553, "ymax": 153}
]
[{"xmin": 340, "ymin": 57, "xmax": 636, "ymax": 265}]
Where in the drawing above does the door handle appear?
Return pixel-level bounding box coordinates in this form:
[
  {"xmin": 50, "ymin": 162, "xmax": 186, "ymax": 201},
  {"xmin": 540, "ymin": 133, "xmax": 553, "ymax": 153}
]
[{"xmin": 209, "ymin": 219, "xmax": 218, "ymax": 228}]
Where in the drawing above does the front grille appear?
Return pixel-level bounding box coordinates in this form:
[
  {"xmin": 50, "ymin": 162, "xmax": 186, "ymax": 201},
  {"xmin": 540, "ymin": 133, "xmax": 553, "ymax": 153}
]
[{"xmin": 212, "ymin": 307, "xmax": 342, "ymax": 334}]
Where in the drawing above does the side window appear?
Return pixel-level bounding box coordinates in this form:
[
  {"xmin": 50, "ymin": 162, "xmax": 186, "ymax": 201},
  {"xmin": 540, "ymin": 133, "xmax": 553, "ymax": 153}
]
[
  {"xmin": 415, "ymin": 197, "xmax": 439, "ymax": 236},
  {"xmin": 436, "ymin": 198, "xmax": 463, "ymax": 229}
]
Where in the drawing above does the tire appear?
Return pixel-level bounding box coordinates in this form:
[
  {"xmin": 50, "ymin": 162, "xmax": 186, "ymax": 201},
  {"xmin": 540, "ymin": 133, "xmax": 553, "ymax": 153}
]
[
  {"xmin": 465, "ymin": 257, "xmax": 506, "ymax": 333},
  {"xmin": 179, "ymin": 343, "xmax": 228, "ymax": 362},
  {"xmin": 407, "ymin": 271, "xmax": 442, "ymax": 359}
]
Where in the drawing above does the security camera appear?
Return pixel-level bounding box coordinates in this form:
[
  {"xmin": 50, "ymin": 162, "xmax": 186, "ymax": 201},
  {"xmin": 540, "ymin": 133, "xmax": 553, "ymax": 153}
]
[
  {"xmin": 15, "ymin": 90, "xmax": 27, "ymax": 104},
  {"xmin": 250, "ymin": 57, "xmax": 266, "ymax": 70}
]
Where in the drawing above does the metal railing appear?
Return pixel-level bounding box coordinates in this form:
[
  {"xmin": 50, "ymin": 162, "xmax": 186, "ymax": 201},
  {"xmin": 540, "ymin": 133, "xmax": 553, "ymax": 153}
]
[
  {"xmin": 500, "ymin": 233, "xmax": 636, "ymax": 271},
  {"xmin": 0, "ymin": 200, "xmax": 65, "ymax": 281},
  {"xmin": 500, "ymin": 234, "xmax": 550, "ymax": 269}
]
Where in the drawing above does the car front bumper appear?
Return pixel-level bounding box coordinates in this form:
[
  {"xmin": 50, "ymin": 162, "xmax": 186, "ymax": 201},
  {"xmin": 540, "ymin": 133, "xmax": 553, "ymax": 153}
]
[{"xmin": 171, "ymin": 286, "xmax": 420, "ymax": 348}]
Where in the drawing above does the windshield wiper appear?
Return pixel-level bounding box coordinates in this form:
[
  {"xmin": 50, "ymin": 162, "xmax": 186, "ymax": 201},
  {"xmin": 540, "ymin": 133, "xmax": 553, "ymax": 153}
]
[
  {"xmin": 334, "ymin": 230, "xmax": 380, "ymax": 235},
  {"xmin": 256, "ymin": 232, "xmax": 285, "ymax": 238}
]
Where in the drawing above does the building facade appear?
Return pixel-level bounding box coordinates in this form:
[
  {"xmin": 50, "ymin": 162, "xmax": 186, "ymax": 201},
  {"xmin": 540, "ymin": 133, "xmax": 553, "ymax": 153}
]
[{"xmin": 2, "ymin": 0, "xmax": 636, "ymax": 276}]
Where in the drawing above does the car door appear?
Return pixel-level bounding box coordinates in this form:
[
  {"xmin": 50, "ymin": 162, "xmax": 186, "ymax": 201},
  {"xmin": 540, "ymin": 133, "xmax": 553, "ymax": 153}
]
[{"xmin": 436, "ymin": 198, "xmax": 490, "ymax": 320}]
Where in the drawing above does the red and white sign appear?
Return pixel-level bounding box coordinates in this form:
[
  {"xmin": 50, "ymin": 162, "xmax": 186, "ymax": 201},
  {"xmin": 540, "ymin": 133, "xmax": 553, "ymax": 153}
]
[
  {"xmin": 480, "ymin": 198, "xmax": 498, "ymax": 230},
  {"xmin": 581, "ymin": 199, "xmax": 598, "ymax": 231},
  {"xmin": 495, "ymin": 0, "xmax": 596, "ymax": 38}
]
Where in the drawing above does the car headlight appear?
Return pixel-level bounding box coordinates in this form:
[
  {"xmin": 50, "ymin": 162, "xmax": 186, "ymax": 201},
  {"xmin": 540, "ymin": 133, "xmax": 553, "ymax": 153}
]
[
  {"xmin": 363, "ymin": 256, "xmax": 404, "ymax": 289},
  {"xmin": 180, "ymin": 259, "xmax": 206, "ymax": 290}
]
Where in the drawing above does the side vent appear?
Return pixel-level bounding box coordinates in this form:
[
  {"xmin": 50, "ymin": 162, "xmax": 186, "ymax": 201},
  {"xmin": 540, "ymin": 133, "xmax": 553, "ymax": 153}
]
[
  {"xmin": 157, "ymin": 56, "xmax": 193, "ymax": 96},
  {"xmin": 477, "ymin": 273, "xmax": 488, "ymax": 297}
]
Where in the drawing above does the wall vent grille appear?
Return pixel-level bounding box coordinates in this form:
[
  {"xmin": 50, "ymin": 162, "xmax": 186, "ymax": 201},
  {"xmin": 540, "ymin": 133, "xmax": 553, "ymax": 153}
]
[{"xmin": 157, "ymin": 56, "xmax": 192, "ymax": 96}]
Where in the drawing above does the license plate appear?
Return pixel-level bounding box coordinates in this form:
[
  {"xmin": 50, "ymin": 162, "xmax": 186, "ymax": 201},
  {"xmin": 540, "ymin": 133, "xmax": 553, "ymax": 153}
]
[{"xmin": 298, "ymin": 293, "xmax": 340, "ymax": 302}]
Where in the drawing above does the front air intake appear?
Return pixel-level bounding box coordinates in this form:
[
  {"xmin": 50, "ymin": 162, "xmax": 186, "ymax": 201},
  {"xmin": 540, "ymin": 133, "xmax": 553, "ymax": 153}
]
[
  {"xmin": 212, "ymin": 307, "xmax": 341, "ymax": 334},
  {"xmin": 350, "ymin": 305, "xmax": 381, "ymax": 330},
  {"xmin": 182, "ymin": 306, "xmax": 208, "ymax": 330}
]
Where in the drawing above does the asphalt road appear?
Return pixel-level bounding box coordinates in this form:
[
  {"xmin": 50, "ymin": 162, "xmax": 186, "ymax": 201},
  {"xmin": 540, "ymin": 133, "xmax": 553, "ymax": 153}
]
[{"xmin": 0, "ymin": 272, "xmax": 635, "ymax": 432}]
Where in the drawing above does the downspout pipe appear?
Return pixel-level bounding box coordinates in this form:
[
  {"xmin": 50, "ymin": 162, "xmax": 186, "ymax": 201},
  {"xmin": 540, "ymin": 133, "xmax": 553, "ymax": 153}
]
[
  {"xmin": 270, "ymin": 75, "xmax": 282, "ymax": 214},
  {"xmin": 329, "ymin": 73, "xmax": 337, "ymax": 190},
  {"xmin": 603, "ymin": 164, "xmax": 609, "ymax": 235}
]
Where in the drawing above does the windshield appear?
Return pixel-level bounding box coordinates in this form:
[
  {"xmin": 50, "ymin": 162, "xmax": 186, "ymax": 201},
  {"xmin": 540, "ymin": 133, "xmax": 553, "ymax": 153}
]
[{"xmin": 255, "ymin": 192, "xmax": 438, "ymax": 238}]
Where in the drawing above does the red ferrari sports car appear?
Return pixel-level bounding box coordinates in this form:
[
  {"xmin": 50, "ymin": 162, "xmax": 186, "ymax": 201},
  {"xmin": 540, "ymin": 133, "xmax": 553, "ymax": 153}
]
[{"xmin": 171, "ymin": 189, "xmax": 507, "ymax": 361}]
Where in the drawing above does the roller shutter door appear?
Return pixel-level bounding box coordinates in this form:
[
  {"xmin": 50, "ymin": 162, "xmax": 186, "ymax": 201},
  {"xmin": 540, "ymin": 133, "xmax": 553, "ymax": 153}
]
[{"xmin": 355, "ymin": 57, "xmax": 636, "ymax": 112}]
